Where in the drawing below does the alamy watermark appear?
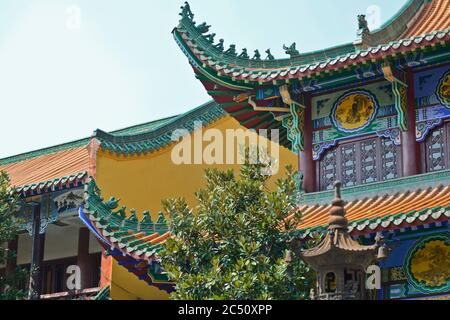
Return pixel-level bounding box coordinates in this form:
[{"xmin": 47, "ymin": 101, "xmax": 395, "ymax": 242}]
[
  {"xmin": 366, "ymin": 5, "xmax": 382, "ymax": 30},
  {"xmin": 66, "ymin": 5, "xmax": 81, "ymax": 31},
  {"xmin": 170, "ymin": 121, "xmax": 281, "ymax": 176}
]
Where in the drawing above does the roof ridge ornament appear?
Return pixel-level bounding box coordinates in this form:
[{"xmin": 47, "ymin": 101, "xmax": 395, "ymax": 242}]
[
  {"xmin": 180, "ymin": 1, "xmax": 194, "ymax": 21},
  {"xmin": 283, "ymin": 42, "xmax": 300, "ymax": 58},
  {"xmin": 196, "ymin": 22, "xmax": 211, "ymax": 34},
  {"xmin": 224, "ymin": 44, "xmax": 237, "ymax": 57},
  {"xmin": 213, "ymin": 39, "xmax": 224, "ymax": 52},
  {"xmin": 204, "ymin": 33, "xmax": 216, "ymax": 43},
  {"xmin": 238, "ymin": 48, "xmax": 249, "ymax": 59},
  {"xmin": 252, "ymin": 50, "xmax": 261, "ymax": 61},
  {"xmin": 357, "ymin": 14, "xmax": 370, "ymax": 34},
  {"xmin": 265, "ymin": 49, "xmax": 275, "ymax": 60}
]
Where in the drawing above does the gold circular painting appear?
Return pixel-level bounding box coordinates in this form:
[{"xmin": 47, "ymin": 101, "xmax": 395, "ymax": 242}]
[
  {"xmin": 405, "ymin": 234, "xmax": 450, "ymax": 294},
  {"xmin": 331, "ymin": 90, "xmax": 378, "ymax": 133},
  {"xmin": 437, "ymin": 70, "xmax": 450, "ymax": 108}
]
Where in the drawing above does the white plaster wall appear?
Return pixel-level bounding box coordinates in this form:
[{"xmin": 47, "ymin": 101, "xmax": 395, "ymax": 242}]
[{"xmin": 17, "ymin": 224, "xmax": 101, "ymax": 265}]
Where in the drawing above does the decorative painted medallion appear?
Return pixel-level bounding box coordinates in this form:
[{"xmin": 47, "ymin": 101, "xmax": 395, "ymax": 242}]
[
  {"xmin": 331, "ymin": 90, "xmax": 378, "ymax": 133},
  {"xmin": 437, "ymin": 70, "xmax": 450, "ymax": 108},
  {"xmin": 405, "ymin": 233, "xmax": 450, "ymax": 294}
]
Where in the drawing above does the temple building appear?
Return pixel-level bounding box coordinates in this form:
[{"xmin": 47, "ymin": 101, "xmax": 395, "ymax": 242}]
[
  {"xmin": 169, "ymin": 0, "xmax": 450, "ymax": 299},
  {"xmin": 1, "ymin": 0, "xmax": 449, "ymax": 300},
  {"xmin": 0, "ymin": 102, "xmax": 295, "ymax": 300}
]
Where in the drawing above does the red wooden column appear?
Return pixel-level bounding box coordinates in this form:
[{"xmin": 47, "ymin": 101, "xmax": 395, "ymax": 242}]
[
  {"xmin": 401, "ymin": 68, "xmax": 420, "ymax": 176},
  {"xmin": 299, "ymin": 94, "xmax": 316, "ymax": 193},
  {"xmin": 77, "ymin": 227, "xmax": 92, "ymax": 290}
]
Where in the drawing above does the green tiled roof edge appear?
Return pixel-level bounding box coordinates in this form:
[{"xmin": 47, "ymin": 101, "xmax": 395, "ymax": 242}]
[
  {"xmin": 93, "ymin": 285, "xmax": 110, "ymax": 300},
  {"xmin": 176, "ymin": 13, "xmax": 356, "ymax": 70},
  {"xmin": 94, "ymin": 100, "xmax": 226, "ymax": 155},
  {"xmin": 0, "ymin": 101, "xmax": 223, "ymax": 165},
  {"xmin": 0, "ymin": 138, "xmax": 90, "ymax": 166},
  {"xmin": 83, "ymin": 179, "xmax": 169, "ymax": 258},
  {"xmin": 364, "ymin": 0, "xmax": 427, "ymax": 45},
  {"xmin": 297, "ymin": 206, "xmax": 449, "ymax": 238},
  {"xmin": 175, "ymin": 0, "xmax": 425, "ymax": 70},
  {"xmin": 303, "ymin": 169, "xmax": 450, "ymax": 205},
  {"xmin": 15, "ymin": 171, "xmax": 88, "ymax": 193}
]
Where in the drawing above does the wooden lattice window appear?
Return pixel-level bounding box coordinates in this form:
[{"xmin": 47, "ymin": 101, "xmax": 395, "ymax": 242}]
[
  {"xmin": 317, "ymin": 136, "xmax": 402, "ymax": 191},
  {"xmin": 422, "ymin": 122, "xmax": 450, "ymax": 173},
  {"xmin": 319, "ymin": 149, "xmax": 337, "ymax": 191}
]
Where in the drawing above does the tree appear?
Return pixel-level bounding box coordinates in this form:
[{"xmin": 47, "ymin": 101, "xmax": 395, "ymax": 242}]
[
  {"xmin": 0, "ymin": 171, "xmax": 27, "ymax": 300},
  {"xmin": 159, "ymin": 154, "xmax": 315, "ymax": 300}
]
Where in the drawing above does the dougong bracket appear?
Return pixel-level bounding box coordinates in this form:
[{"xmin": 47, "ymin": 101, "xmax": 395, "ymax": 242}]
[
  {"xmin": 280, "ymin": 85, "xmax": 306, "ymax": 152},
  {"xmin": 382, "ymin": 62, "xmax": 408, "ymax": 131}
]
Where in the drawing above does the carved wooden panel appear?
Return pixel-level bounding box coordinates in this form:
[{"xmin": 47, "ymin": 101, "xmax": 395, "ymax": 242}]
[
  {"xmin": 341, "ymin": 144, "xmax": 357, "ymax": 187},
  {"xmin": 422, "ymin": 122, "xmax": 449, "ymax": 173},
  {"xmin": 319, "ymin": 149, "xmax": 337, "ymax": 191},
  {"xmin": 361, "ymin": 139, "xmax": 378, "ymax": 184},
  {"xmin": 380, "ymin": 139, "xmax": 400, "ymax": 181},
  {"xmin": 317, "ymin": 136, "xmax": 402, "ymax": 191}
]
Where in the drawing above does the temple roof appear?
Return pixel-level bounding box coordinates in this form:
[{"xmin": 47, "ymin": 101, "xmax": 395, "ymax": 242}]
[
  {"xmin": 401, "ymin": 0, "xmax": 450, "ymax": 38},
  {"xmin": 295, "ymin": 170, "xmax": 450, "ymax": 238},
  {"xmin": 79, "ymin": 179, "xmax": 174, "ymax": 292},
  {"xmin": 174, "ymin": 0, "xmax": 449, "ymax": 86},
  {"xmin": 173, "ymin": 1, "xmax": 449, "ymax": 148},
  {"xmin": 0, "ymin": 146, "xmax": 89, "ymax": 196},
  {"xmin": 94, "ymin": 101, "xmax": 225, "ymax": 156},
  {"xmin": 0, "ymin": 101, "xmax": 224, "ymax": 195}
]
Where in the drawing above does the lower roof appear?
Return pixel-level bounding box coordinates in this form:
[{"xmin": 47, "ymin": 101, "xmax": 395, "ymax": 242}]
[
  {"xmin": 0, "ymin": 101, "xmax": 223, "ymax": 194},
  {"xmin": 80, "ymin": 171, "xmax": 450, "ymax": 289},
  {"xmin": 0, "ymin": 146, "xmax": 89, "ymax": 194}
]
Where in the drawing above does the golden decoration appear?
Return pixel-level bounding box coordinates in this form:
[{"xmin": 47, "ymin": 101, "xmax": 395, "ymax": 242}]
[
  {"xmin": 410, "ymin": 239, "xmax": 450, "ymax": 288},
  {"xmin": 332, "ymin": 91, "xmax": 377, "ymax": 132}
]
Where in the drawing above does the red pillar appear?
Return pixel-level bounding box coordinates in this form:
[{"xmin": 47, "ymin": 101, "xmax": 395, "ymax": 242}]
[
  {"xmin": 299, "ymin": 95, "xmax": 316, "ymax": 193},
  {"xmin": 401, "ymin": 68, "xmax": 420, "ymax": 176}
]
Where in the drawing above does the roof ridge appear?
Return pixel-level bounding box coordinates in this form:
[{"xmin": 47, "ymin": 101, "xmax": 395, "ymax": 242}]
[
  {"xmin": 0, "ymin": 138, "xmax": 90, "ymax": 166},
  {"xmin": 175, "ymin": 6, "xmax": 357, "ymax": 70},
  {"xmin": 108, "ymin": 115, "xmax": 178, "ymax": 136},
  {"xmin": 94, "ymin": 100, "xmax": 224, "ymax": 148}
]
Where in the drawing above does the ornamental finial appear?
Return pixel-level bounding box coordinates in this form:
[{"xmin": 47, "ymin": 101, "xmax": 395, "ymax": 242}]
[
  {"xmin": 328, "ymin": 180, "xmax": 348, "ymax": 230},
  {"xmin": 334, "ymin": 180, "xmax": 342, "ymax": 200},
  {"xmin": 180, "ymin": 2, "xmax": 194, "ymax": 20}
]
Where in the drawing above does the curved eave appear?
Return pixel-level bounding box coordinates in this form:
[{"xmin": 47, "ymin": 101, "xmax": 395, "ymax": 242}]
[
  {"xmin": 175, "ymin": 23, "xmax": 450, "ymax": 85},
  {"xmin": 298, "ymin": 206, "xmax": 450, "ymax": 239},
  {"xmin": 94, "ymin": 101, "xmax": 227, "ymax": 156},
  {"xmin": 16, "ymin": 171, "xmax": 87, "ymax": 197},
  {"xmin": 359, "ymin": 0, "xmax": 428, "ymax": 46},
  {"xmin": 80, "ymin": 180, "xmax": 174, "ymax": 292}
]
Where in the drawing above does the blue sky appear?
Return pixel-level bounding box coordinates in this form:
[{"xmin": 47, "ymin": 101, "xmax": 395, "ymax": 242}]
[{"xmin": 0, "ymin": 0, "xmax": 408, "ymax": 158}]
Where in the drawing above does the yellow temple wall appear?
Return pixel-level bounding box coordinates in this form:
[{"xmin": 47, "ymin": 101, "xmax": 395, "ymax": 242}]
[{"xmin": 95, "ymin": 115, "xmax": 298, "ymax": 300}]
